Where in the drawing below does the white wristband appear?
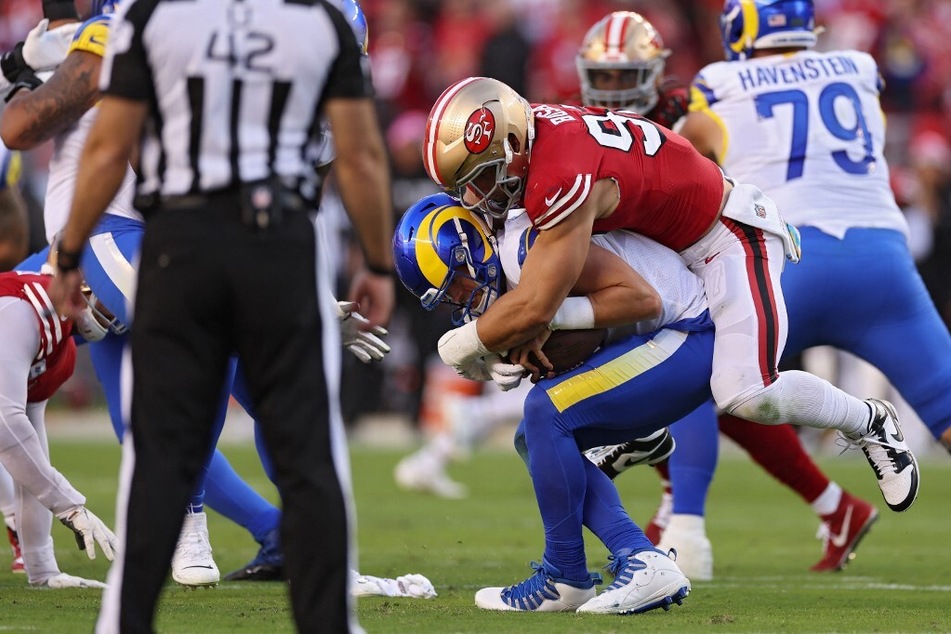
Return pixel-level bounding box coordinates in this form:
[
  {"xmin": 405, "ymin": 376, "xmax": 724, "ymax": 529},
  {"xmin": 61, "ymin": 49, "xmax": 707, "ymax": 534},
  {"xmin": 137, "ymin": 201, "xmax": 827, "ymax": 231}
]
[
  {"xmin": 437, "ymin": 319, "xmax": 491, "ymax": 367},
  {"xmin": 549, "ymin": 297, "xmax": 595, "ymax": 331}
]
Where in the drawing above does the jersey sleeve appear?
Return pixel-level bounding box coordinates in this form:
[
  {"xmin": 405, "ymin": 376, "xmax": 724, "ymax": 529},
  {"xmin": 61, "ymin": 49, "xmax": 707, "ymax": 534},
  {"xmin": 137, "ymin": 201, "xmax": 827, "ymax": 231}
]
[
  {"xmin": 67, "ymin": 16, "xmax": 110, "ymax": 58},
  {"xmin": 99, "ymin": 0, "xmax": 158, "ymax": 101},
  {"xmin": 688, "ymin": 70, "xmax": 722, "ymax": 113},
  {"xmin": 321, "ymin": 0, "xmax": 373, "ymax": 101},
  {"xmin": 523, "ymin": 119, "xmax": 597, "ymax": 231}
]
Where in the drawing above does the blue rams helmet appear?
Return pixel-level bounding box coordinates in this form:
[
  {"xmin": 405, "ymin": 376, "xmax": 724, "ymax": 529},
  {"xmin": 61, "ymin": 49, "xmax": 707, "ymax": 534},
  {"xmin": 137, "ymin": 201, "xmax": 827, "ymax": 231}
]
[
  {"xmin": 720, "ymin": 0, "xmax": 817, "ymax": 62},
  {"xmin": 332, "ymin": 0, "xmax": 368, "ymax": 55},
  {"xmin": 90, "ymin": 0, "xmax": 118, "ymax": 16},
  {"xmin": 393, "ymin": 193, "xmax": 502, "ymax": 326}
]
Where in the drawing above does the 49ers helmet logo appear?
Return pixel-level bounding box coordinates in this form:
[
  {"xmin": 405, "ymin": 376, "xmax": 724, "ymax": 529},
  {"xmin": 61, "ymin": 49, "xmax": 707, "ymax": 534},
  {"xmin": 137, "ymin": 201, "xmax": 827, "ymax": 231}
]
[{"xmin": 464, "ymin": 108, "xmax": 495, "ymax": 153}]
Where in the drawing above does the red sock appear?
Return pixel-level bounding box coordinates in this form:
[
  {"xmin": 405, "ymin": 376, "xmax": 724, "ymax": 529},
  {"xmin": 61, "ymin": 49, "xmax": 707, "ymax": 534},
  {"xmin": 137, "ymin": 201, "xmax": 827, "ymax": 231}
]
[{"xmin": 718, "ymin": 415, "xmax": 829, "ymax": 503}]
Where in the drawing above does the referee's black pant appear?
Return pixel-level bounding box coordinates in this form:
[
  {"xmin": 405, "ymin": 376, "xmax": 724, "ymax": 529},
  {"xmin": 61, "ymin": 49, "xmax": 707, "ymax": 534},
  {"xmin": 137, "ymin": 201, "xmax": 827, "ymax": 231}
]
[{"xmin": 99, "ymin": 194, "xmax": 355, "ymax": 633}]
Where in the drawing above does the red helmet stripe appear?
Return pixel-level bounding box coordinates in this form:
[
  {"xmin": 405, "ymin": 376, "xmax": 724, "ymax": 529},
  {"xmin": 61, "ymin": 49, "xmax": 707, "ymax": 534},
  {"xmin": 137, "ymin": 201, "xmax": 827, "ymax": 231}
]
[{"xmin": 425, "ymin": 77, "xmax": 483, "ymax": 187}]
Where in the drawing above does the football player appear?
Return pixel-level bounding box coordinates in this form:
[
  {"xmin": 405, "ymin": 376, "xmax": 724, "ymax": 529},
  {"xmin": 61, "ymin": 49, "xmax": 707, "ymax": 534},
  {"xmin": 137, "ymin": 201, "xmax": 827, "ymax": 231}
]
[
  {"xmin": 0, "ymin": 141, "xmax": 30, "ymax": 572},
  {"xmin": 0, "ymin": 268, "xmax": 116, "ymax": 587},
  {"xmin": 678, "ymin": 0, "xmax": 951, "ymax": 562},
  {"xmin": 578, "ymin": 9, "xmax": 879, "ymax": 578},
  {"xmin": 1, "ymin": 0, "xmax": 284, "ymax": 587},
  {"xmin": 394, "ymin": 192, "xmax": 711, "ymax": 613},
  {"xmin": 422, "ymin": 75, "xmax": 918, "ymax": 529}
]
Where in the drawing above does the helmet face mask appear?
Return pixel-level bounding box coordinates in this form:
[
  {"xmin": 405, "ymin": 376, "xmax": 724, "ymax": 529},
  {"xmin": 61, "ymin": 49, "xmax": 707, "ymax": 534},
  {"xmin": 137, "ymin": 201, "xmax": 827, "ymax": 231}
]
[
  {"xmin": 720, "ymin": 0, "xmax": 818, "ymax": 62},
  {"xmin": 455, "ymin": 150, "xmax": 525, "ymax": 219},
  {"xmin": 394, "ymin": 193, "xmax": 503, "ymax": 326},
  {"xmin": 576, "ymin": 11, "xmax": 670, "ymax": 114},
  {"xmin": 424, "ymin": 77, "xmax": 534, "ymax": 220},
  {"xmin": 75, "ymin": 284, "xmax": 127, "ymax": 342}
]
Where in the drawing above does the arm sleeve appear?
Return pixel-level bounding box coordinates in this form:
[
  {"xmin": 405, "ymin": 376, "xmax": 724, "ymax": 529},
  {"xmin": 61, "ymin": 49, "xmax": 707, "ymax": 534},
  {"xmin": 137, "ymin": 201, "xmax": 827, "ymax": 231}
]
[{"xmin": 0, "ymin": 301, "xmax": 85, "ymax": 515}]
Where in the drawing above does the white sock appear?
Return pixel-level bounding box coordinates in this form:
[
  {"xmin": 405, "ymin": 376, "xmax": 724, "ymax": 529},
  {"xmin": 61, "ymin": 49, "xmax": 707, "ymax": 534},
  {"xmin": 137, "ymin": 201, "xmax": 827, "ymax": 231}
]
[
  {"xmin": 810, "ymin": 482, "xmax": 843, "ymax": 517},
  {"xmin": 730, "ymin": 370, "xmax": 870, "ymax": 435},
  {"xmin": 664, "ymin": 514, "xmax": 706, "ymax": 534}
]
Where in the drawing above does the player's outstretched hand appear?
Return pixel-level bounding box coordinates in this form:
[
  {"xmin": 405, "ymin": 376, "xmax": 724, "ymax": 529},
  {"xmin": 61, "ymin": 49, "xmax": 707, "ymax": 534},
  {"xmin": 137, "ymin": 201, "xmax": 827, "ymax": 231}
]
[
  {"xmin": 337, "ymin": 300, "xmax": 391, "ymax": 363},
  {"xmin": 57, "ymin": 506, "xmax": 117, "ymax": 561}
]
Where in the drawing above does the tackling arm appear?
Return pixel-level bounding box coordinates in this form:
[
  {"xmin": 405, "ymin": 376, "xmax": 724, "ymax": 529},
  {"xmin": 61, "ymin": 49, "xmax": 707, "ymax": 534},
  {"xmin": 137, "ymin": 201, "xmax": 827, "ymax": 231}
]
[
  {"xmin": 570, "ymin": 242, "xmax": 661, "ymax": 328},
  {"xmin": 474, "ymin": 179, "xmax": 616, "ymax": 352}
]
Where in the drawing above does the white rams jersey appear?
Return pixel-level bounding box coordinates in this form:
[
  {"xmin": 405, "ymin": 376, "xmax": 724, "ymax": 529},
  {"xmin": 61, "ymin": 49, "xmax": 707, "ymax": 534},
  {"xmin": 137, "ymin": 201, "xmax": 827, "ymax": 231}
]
[
  {"xmin": 44, "ymin": 15, "xmax": 140, "ymax": 243},
  {"xmin": 690, "ymin": 50, "xmax": 907, "ymax": 239},
  {"xmin": 498, "ymin": 210, "xmax": 708, "ymax": 335}
]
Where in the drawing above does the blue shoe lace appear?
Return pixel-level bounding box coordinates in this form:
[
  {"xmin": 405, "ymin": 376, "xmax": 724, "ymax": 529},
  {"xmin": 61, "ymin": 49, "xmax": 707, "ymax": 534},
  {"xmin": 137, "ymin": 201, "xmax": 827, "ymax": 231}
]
[
  {"xmin": 603, "ymin": 549, "xmax": 647, "ymax": 591},
  {"xmin": 500, "ymin": 561, "xmax": 597, "ymax": 611}
]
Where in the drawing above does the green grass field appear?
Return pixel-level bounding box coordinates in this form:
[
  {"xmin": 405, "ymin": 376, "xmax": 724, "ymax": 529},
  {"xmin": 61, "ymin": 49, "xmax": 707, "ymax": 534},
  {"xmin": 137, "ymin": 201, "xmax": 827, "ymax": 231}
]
[{"xmin": 1, "ymin": 436, "xmax": 949, "ymax": 633}]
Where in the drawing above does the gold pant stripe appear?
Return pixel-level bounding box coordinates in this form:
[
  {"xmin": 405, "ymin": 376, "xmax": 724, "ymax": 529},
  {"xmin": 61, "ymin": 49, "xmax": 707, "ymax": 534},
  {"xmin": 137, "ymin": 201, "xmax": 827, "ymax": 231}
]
[{"xmin": 545, "ymin": 330, "xmax": 689, "ymax": 413}]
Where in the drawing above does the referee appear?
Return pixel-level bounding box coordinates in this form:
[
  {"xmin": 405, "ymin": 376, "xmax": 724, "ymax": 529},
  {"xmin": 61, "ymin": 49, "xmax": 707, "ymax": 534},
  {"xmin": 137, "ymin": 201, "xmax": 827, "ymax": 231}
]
[{"xmin": 49, "ymin": 0, "xmax": 394, "ymax": 631}]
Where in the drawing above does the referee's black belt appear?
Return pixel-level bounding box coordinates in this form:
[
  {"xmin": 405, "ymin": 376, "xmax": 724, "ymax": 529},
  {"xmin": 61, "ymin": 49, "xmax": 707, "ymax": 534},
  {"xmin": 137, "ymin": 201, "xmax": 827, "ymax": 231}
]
[{"xmin": 155, "ymin": 183, "xmax": 311, "ymax": 213}]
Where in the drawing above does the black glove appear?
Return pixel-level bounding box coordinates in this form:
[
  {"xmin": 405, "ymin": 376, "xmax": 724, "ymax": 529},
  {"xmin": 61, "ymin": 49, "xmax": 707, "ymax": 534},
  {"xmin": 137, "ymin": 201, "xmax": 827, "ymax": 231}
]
[
  {"xmin": 42, "ymin": 0, "xmax": 79, "ymax": 21},
  {"xmin": 1, "ymin": 43, "xmax": 43, "ymax": 102},
  {"xmin": 0, "ymin": 42, "xmax": 30, "ymax": 83}
]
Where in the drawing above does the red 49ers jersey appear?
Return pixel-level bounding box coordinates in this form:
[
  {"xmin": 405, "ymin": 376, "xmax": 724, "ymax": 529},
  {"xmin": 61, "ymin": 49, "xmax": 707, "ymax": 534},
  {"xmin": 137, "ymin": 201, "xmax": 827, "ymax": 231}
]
[
  {"xmin": 524, "ymin": 104, "xmax": 724, "ymax": 252},
  {"xmin": 0, "ymin": 272, "xmax": 77, "ymax": 403}
]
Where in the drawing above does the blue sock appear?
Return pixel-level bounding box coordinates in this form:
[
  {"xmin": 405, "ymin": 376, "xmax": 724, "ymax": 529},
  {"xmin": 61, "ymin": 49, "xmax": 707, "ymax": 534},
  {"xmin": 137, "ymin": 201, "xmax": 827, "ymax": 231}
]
[
  {"xmin": 204, "ymin": 450, "xmax": 281, "ymax": 543},
  {"xmin": 668, "ymin": 402, "xmax": 719, "ymax": 516},
  {"xmin": 582, "ymin": 460, "xmax": 654, "ymax": 555}
]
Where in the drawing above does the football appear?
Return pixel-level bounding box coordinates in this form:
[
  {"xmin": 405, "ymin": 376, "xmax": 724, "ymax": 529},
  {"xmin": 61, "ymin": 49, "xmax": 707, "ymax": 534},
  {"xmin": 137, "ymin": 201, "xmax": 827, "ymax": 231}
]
[{"xmin": 525, "ymin": 328, "xmax": 607, "ymax": 375}]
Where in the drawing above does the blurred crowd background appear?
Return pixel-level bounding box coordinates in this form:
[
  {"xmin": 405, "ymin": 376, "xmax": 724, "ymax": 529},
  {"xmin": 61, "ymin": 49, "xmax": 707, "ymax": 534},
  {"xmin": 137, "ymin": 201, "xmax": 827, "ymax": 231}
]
[{"xmin": 2, "ymin": 0, "xmax": 950, "ymax": 444}]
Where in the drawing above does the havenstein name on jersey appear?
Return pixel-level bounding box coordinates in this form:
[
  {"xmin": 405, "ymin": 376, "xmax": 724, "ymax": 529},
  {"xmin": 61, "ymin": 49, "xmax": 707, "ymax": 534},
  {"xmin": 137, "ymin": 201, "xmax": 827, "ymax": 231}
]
[{"xmin": 735, "ymin": 55, "xmax": 860, "ymax": 91}]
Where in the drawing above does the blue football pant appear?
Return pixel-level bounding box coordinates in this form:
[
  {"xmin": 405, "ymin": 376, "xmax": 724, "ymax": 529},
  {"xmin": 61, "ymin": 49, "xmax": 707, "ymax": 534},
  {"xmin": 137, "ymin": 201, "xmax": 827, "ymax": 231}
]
[{"xmin": 514, "ymin": 326, "xmax": 715, "ymax": 582}]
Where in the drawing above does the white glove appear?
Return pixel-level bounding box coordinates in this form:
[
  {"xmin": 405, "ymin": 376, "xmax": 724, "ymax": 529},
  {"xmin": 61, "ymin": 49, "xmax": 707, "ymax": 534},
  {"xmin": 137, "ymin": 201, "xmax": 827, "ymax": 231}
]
[
  {"xmin": 336, "ymin": 301, "xmax": 390, "ymax": 363},
  {"xmin": 22, "ymin": 19, "xmax": 81, "ymax": 71},
  {"xmin": 57, "ymin": 506, "xmax": 117, "ymax": 561},
  {"xmin": 394, "ymin": 574, "xmax": 437, "ymax": 598},
  {"xmin": 438, "ymin": 321, "xmax": 490, "ymax": 378},
  {"xmin": 486, "ymin": 354, "xmax": 524, "ymax": 391},
  {"xmin": 350, "ymin": 570, "xmax": 437, "ymax": 599},
  {"xmin": 39, "ymin": 572, "xmax": 108, "ymax": 589}
]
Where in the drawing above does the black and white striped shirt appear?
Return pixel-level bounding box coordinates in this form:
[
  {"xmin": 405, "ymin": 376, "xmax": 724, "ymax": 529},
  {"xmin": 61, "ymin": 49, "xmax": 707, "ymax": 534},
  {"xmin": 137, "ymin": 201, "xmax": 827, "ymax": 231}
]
[{"xmin": 100, "ymin": 0, "xmax": 370, "ymax": 199}]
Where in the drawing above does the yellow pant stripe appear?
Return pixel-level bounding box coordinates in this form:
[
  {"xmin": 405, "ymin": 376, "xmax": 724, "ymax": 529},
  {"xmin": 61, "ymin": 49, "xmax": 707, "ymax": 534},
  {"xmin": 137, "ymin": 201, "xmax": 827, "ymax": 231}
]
[{"xmin": 545, "ymin": 330, "xmax": 688, "ymax": 413}]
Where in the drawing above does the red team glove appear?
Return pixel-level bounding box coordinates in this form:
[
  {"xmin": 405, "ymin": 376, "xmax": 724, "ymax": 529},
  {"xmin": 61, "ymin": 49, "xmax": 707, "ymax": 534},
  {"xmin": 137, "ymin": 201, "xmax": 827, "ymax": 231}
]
[{"xmin": 649, "ymin": 85, "xmax": 689, "ymax": 129}]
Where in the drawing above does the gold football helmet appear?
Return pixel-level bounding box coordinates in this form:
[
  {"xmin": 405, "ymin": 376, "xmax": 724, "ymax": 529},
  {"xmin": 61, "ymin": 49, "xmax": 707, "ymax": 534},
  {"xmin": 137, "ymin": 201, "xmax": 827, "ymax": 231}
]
[
  {"xmin": 577, "ymin": 11, "xmax": 671, "ymax": 114},
  {"xmin": 423, "ymin": 77, "xmax": 534, "ymax": 219}
]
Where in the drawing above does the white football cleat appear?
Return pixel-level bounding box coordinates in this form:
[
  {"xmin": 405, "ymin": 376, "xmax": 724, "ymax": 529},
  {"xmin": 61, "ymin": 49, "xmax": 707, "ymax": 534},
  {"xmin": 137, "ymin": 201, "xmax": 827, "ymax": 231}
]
[
  {"xmin": 35, "ymin": 572, "xmax": 107, "ymax": 589},
  {"xmin": 657, "ymin": 514, "xmax": 713, "ymax": 581},
  {"xmin": 584, "ymin": 428, "xmax": 676, "ymax": 478},
  {"xmin": 350, "ymin": 570, "xmax": 437, "ymax": 598},
  {"xmin": 475, "ymin": 561, "xmax": 599, "ymax": 612},
  {"xmin": 842, "ymin": 399, "xmax": 919, "ymax": 512},
  {"xmin": 394, "ymin": 452, "xmax": 467, "ymax": 499},
  {"xmin": 577, "ymin": 549, "xmax": 689, "ymax": 615},
  {"xmin": 171, "ymin": 512, "xmax": 219, "ymax": 587}
]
